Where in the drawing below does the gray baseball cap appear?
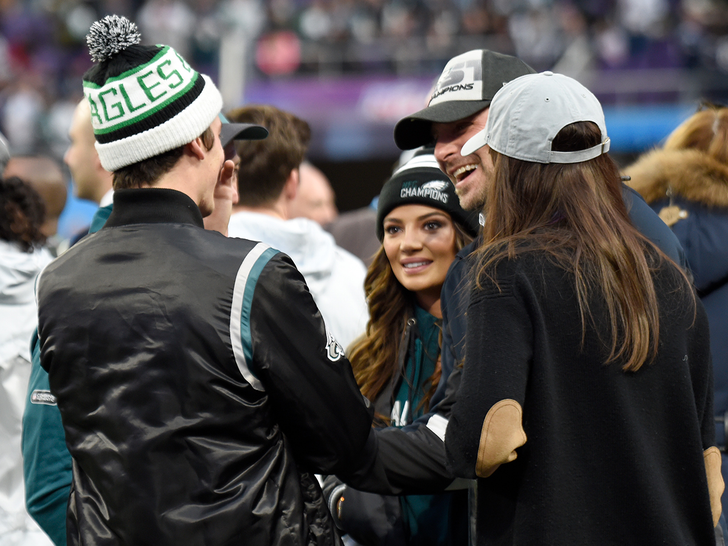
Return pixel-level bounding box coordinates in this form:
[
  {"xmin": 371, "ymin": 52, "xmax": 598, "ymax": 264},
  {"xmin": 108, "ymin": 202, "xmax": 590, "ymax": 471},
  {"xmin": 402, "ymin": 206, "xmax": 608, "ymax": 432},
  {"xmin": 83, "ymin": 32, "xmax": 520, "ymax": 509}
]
[
  {"xmin": 461, "ymin": 71, "xmax": 611, "ymax": 164},
  {"xmin": 393, "ymin": 49, "xmax": 535, "ymax": 150}
]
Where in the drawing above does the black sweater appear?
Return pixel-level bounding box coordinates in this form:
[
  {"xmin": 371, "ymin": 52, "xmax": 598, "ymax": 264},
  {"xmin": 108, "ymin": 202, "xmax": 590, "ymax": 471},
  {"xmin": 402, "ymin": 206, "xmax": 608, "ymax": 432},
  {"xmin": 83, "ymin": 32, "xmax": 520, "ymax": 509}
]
[{"xmin": 446, "ymin": 250, "xmax": 718, "ymax": 546}]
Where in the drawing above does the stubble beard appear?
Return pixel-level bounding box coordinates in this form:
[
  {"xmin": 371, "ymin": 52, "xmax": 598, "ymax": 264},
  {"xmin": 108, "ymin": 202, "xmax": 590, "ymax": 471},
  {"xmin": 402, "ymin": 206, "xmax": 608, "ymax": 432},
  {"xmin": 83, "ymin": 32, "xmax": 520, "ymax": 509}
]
[{"xmin": 455, "ymin": 177, "xmax": 488, "ymax": 212}]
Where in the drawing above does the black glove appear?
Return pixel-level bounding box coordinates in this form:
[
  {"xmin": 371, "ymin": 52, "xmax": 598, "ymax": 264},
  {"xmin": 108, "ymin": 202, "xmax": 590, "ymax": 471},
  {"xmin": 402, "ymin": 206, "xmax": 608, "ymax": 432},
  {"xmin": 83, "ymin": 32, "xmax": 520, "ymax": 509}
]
[{"xmin": 321, "ymin": 475, "xmax": 407, "ymax": 546}]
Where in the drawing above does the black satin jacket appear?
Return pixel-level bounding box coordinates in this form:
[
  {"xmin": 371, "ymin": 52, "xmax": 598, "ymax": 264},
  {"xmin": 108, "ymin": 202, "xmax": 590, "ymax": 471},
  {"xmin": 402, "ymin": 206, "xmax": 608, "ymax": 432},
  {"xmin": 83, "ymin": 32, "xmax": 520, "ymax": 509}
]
[{"xmin": 37, "ymin": 189, "xmax": 375, "ymax": 546}]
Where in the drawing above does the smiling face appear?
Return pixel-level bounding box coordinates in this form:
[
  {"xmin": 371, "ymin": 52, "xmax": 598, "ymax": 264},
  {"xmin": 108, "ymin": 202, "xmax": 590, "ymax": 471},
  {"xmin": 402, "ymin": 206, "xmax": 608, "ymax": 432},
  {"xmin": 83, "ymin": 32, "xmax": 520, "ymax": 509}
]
[
  {"xmin": 432, "ymin": 107, "xmax": 493, "ymax": 211},
  {"xmin": 382, "ymin": 204, "xmax": 458, "ymax": 316}
]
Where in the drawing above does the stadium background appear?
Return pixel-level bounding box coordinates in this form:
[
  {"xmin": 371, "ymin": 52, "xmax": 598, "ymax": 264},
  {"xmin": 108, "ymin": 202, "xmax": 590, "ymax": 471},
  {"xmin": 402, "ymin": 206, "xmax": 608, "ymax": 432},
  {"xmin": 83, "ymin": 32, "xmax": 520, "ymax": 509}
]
[{"xmin": 1, "ymin": 0, "xmax": 728, "ymax": 237}]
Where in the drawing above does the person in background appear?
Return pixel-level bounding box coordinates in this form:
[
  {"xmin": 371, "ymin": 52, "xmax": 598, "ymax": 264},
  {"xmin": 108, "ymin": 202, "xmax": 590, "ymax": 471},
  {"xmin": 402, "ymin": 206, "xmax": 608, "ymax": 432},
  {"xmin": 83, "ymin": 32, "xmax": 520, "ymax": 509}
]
[
  {"xmin": 35, "ymin": 15, "xmax": 376, "ymax": 546},
  {"xmin": 290, "ymin": 160, "xmax": 339, "ymax": 226},
  {"xmin": 327, "ymin": 149, "xmax": 478, "ymax": 545},
  {"xmin": 0, "ymin": 176, "xmax": 54, "ymax": 546},
  {"xmin": 624, "ymin": 101, "xmax": 728, "ymax": 516},
  {"xmin": 4, "ymin": 156, "xmax": 68, "ymax": 255},
  {"xmin": 227, "ymin": 104, "xmax": 368, "ymax": 349},
  {"xmin": 324, "ymin": 201, "xmax": 379, "ymax": 267},
  {"xmin": 62, "ymin": 98, "xmax": 115, "ymax": 245},
  {"xmin": 446, "ymin": 71, "xmax": 721, "ymax": 545}
]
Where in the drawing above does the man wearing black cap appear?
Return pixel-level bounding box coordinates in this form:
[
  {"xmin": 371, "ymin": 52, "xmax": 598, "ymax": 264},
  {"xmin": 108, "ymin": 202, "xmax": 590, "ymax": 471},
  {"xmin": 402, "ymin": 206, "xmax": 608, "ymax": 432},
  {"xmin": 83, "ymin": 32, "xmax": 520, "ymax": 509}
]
[
  {"xmin": 34, "ymin": 15, "xmax": 377, "ymax": 546},
  {"xmin": 324, "ymin": 51, "xmax": 538, "ymax": 542},
  {"xmin": 393, "ymin": 50, "xmax": 540, "ymax": 430},
  {"xmin": 327, "ymin": 50, "xmax": 690, "ymax": 543},
  {"xmin": 394, "ymin": 49, "xmax": 535, "ymax": 211}
]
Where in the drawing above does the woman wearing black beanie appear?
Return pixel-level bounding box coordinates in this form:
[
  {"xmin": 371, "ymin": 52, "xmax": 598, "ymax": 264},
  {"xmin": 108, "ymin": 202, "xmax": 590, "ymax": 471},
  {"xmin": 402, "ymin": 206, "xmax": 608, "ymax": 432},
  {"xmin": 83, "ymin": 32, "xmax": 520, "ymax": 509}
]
[{"xmin": 326, "ymin": 148, "xmax": 477, "ymax": 546}]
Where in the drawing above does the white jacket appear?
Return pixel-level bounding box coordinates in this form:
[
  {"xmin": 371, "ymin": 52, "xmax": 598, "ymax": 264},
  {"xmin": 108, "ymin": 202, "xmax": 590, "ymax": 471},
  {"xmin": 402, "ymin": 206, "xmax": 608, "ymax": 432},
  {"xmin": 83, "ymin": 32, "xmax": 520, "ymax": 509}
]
[
  {"xmin": 228, "ymin": 212, "xmax": 368, "ymax": 349},
  {"xmin": 0, "ymin": 240, "xmax": 54, "ymax": 545}
]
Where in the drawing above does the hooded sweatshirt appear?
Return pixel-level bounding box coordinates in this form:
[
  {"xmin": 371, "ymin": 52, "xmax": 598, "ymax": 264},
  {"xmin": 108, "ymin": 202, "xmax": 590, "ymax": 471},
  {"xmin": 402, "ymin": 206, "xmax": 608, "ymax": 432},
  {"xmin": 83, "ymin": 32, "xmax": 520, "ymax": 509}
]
[
  {"xmin": 0, "ymin": 239, "xmax": 53, "ymax": 544},
  {"xmin": 228, "ymin": 212, "xmax": 368, "ymax": 349}
]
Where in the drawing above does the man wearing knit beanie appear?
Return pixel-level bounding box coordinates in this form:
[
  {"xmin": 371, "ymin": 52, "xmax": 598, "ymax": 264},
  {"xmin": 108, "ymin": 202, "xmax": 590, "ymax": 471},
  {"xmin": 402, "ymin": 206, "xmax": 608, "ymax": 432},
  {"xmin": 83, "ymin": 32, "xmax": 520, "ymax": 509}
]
[{"xmin": 35, "ymin": 16, "xmax": 378, "ymax": 546}]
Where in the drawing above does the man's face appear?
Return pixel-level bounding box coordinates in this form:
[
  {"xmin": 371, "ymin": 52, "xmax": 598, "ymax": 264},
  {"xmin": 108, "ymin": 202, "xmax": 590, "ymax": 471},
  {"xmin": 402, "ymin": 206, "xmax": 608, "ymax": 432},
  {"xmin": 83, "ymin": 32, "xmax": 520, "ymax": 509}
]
[
  {"xmin": 432, "ymin": 107, "xmax": 493, "ymax": 211},
  {"xmin": 289, "ymin": 163, "xmax": 338, "ymax": 225},
  {"xmin": 198, "ymin": 116, "xmax": 225, "ymax": 217},
  {"xmin": 64, "ymin": 101, "xmax": 101, "ymax": 203}
]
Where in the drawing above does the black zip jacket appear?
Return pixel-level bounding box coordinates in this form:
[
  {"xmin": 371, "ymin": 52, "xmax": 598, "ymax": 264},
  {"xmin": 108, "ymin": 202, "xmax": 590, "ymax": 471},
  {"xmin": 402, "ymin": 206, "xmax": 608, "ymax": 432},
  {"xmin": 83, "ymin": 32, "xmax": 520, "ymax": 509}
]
[{"xmin": 37, "ymin": 188, "xmax": 376, "ymax": 546}]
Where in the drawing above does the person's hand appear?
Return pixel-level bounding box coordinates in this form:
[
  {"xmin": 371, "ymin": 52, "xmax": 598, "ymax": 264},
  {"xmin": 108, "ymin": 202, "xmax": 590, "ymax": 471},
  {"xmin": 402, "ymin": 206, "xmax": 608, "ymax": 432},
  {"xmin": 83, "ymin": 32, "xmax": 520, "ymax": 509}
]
[
  {"xmin": 321, "ymin": 475, "xmax": 406, "ymax": 546},
  {"xmin": 204, "ymin": 159, "xmax": 238, "ymax": 236}
]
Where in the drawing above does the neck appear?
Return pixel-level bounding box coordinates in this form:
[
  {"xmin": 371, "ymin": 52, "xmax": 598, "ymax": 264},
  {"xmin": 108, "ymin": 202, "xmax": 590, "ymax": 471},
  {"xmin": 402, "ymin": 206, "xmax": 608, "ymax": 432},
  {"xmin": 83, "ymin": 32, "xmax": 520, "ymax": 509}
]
[
  {"xmin": 92, "ymin": 179, "xmax": 114, "ymax": 205},
  {"xmin": 147, "ymin": 163, "xmax": 205, "ymax": 211},
  {"xmin": 233, "ymin": 198, "xmax": 289, "ymax": 221},
  {"xmin": 415, "ymin": 290, "xmax": 442, "ymax": 318}
]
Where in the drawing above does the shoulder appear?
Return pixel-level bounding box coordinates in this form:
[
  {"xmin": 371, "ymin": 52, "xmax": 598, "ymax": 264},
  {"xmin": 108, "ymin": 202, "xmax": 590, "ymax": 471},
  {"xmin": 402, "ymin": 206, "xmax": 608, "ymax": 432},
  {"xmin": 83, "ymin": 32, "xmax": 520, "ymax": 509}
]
[
  {"xmin": 651, "ymin": 255, "xmax": 696, "ymax": 309},
  {"xmin": 332, "ymin": 245, "xmax": 367, "ymax": 277},
  {"xmin": 443, "ymin": 240, "xmax": 479, "ymax": 288},
  {"xmin": 470, "ymin": 251, "xmax": 557, "ymax": 302}
]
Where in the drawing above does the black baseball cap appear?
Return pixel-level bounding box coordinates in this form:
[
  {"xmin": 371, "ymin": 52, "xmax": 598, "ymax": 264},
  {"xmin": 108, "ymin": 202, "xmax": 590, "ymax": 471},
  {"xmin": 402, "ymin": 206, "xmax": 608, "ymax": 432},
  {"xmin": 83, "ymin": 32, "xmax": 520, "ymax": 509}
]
[
  {"xmin": 393, "ymin": 50, "xmax": 535, "ymax": 150},
  {"xmin": 219, "ymin": 113, "xmax": 268, "ymax": 147}
]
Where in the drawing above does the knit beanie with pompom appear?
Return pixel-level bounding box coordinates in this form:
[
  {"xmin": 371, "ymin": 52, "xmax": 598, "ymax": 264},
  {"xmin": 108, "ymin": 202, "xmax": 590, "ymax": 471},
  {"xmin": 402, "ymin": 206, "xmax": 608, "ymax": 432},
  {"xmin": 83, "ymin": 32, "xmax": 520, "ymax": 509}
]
[{"xmin": 82, "ymin": 15, "xmax": 223, "ymax": 171}]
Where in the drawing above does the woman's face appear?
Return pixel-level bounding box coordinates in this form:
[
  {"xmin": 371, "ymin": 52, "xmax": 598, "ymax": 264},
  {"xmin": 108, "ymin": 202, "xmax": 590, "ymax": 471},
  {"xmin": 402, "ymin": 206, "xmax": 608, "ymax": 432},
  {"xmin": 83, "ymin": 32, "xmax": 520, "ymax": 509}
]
[{"xmin": 382, "ymin": 204, "xmax": 458, "ymax": 314}]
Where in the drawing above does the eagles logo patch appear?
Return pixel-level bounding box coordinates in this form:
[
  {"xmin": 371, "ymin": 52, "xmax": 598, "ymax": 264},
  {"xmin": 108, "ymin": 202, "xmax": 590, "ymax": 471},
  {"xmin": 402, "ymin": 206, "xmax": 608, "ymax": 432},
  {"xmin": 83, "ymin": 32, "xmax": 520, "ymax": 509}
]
[
  {"xmin": 421, "ymin": 180, "xmax": 449, "ymax": 191},
  {"xmin": 325, "ymin": 330, "xmax": 345, "ymax": 362}
]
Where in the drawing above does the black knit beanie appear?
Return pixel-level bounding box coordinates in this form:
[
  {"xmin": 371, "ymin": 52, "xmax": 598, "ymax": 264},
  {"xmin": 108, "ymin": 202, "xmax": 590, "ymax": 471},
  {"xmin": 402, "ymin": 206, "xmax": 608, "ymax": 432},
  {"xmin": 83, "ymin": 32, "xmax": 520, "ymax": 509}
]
[
  {"xmin": 82, "ymin": 15, "xmax": 222, "ymax": 171},
  {"xmin": 376, "ymin": 148, "xmax": 480, "ymax": 241}
]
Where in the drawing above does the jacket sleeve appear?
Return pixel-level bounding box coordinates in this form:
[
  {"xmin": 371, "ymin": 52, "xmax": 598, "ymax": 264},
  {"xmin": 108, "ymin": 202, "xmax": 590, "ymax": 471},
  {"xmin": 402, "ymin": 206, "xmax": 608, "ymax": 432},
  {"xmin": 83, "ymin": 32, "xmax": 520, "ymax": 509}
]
[
  {"xmin": 334, "ymin": 356, "xmax": 469, "ymax": 495},
  {"xmin": 446, "ymin": 263, "xmax": 531, "ymax": 479},
  {"xmin": 21, "ymin": 329, "xmax": 70, "ymax": 546},
  {"xmin": 430, "ymin": 246, "xmax": 472, "ymax": 409},
  {"xmin": 246, "ymin": 251, "xmax": 376, "ymax": 478},
  {"xmin": 622, "ymin": 184, "xmax": 688, "ymax": 270},
  {"xmin": 690, "ymin": 298, "xmax": 725, "ymax": 527}
]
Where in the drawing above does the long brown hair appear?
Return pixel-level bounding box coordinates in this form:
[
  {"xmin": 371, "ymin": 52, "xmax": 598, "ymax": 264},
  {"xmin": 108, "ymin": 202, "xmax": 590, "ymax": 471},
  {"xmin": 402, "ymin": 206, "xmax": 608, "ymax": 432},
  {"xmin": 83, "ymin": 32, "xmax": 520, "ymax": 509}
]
[
  {"xmin": 476, "ymin": 121, "xmax": 691, "ymax": 372},
  {"xmin": 348, "ymin": 221, "xmax": 471, "ymax": 411}
]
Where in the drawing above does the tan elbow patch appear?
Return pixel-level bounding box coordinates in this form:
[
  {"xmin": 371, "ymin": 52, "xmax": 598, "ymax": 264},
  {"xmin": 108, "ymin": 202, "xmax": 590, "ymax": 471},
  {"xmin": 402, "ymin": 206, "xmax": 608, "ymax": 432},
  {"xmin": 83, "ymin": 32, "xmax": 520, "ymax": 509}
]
[
  {"xmin": 704, "ymin": 446, "xmax": 725, "ymax": 527},
  {"xmin": 476, "ymin": 399, "xmax": 527, "ymax": 478}
]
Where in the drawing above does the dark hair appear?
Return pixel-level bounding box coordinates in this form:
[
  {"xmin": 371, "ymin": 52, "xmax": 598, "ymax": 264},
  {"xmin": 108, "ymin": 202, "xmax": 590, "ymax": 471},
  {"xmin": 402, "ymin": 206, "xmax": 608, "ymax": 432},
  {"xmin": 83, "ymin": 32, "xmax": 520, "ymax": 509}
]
[
  {"xmin": 226, "ymin": 105, "xmax": 311, "ymax": 207},
  {"xmin": 477, "ymin": 121, "xmax": 693, "ymax": 372},
  {"xmin": 113, "ymin": 126, "xmax": 215, "ymax": 189},
  {"xmin": 0, "ymin": 176, "xmax": 47, "ymax": 251}
]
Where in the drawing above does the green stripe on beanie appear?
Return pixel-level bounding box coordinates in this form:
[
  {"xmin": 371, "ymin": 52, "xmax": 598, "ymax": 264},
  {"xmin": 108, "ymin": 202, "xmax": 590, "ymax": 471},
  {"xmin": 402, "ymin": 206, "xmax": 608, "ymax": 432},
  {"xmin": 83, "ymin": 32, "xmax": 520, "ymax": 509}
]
[{"xmin": 82, "ymin": 15, "xmax": 222, "ymax": 172}]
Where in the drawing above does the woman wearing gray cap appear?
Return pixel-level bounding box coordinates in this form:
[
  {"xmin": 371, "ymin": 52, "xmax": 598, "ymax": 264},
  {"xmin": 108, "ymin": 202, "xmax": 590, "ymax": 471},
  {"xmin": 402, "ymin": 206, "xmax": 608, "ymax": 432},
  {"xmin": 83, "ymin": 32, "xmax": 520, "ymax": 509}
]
[{"xmin": 445, "ymin": 72, "xmax": 722, "ymax": 545}]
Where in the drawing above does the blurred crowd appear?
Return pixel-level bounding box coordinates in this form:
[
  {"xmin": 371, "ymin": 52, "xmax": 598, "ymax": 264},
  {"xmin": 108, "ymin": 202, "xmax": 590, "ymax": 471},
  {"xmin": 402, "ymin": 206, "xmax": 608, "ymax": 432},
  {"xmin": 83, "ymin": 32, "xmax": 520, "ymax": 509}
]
[{"xmin": 2, "ymin": 0, "xmax": 728, "ymax": 161}]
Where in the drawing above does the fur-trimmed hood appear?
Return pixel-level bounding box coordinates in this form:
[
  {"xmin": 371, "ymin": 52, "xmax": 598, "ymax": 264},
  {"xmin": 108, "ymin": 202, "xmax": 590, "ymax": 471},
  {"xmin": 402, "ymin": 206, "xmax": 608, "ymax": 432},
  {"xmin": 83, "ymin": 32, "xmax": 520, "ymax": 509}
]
[{"xmin": 624, "ymin": 147, "xmax": 728, "ymax": 208}]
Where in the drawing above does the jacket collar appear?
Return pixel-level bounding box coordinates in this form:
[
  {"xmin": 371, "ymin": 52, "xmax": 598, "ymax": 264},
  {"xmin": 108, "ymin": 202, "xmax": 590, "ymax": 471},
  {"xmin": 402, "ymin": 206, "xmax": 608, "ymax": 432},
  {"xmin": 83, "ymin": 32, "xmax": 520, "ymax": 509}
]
[{"xmin": 104, "ymin": 188, "xmax": 204, "ymax": 229}]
